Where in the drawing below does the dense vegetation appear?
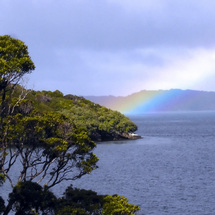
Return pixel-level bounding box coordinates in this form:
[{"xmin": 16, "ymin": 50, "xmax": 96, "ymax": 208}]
[
  {"xmin": 26, "ymin": 89, "xmax": 137, "ymax": 141},
  {"xmin": 0, "ymin": 35, "xmax": 140, "ymax": 214},
  {"xmin": 1, "ymin": 182, "xmax": 140, "ymax": 215}
]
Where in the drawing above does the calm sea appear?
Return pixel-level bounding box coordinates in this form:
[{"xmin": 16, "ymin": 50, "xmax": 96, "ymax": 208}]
[
  {"xmin": 69, "ymin": 111, "xmax": 215, "ymax": 215},
  {"xmin": 2, "ymin": 111, "xmax": 215, "ymax": 215}
]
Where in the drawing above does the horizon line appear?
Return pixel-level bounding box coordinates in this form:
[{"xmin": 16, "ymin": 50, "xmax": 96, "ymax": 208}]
[{"xmin": 83, "ymin": 88, "xmax": 215, "ymax": 98}]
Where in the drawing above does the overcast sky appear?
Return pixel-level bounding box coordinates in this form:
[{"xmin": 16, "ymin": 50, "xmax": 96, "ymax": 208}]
[{"xmin": 1, "ymin": 0, "xmax": 215, "ymax": 96}]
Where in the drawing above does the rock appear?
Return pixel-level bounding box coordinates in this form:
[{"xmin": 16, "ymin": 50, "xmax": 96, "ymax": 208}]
[{"xmin": 90, "ymin": 131, "xmax": 141, "ymax": 142}]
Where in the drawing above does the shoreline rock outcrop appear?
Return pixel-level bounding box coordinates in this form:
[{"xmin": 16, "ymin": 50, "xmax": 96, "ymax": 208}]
[{"xmin": 90, "ymin": 131, "xmax": 141, "ymax": 142}]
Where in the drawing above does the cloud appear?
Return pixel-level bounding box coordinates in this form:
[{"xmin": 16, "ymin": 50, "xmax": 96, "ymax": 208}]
[
  {"xmin": 2, "ymin": 0, "xmax": 215, "ymax": 51},
  {"xmin": 124, "ymin": 47, "xmax": 215, "ymax": 93},
  {"xmin": 1, "ymin": 0, "xmax": 215, "ymax": 95}
]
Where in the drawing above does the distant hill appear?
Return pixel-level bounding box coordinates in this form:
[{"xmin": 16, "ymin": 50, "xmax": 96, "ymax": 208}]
[{"xmin": 85, "ymin": 89, "xmax": 215, "ymax": 114}]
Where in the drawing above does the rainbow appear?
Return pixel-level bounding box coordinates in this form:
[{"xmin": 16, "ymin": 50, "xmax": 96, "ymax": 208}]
[{"xmin": 101, "ymin": 89, "xmax": 211, "ymax": 114}]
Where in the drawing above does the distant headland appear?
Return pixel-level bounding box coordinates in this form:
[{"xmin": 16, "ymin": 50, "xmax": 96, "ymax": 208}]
[{"xmin": 85, "ymin": 89, "xmax": 215, "ymax": 114}]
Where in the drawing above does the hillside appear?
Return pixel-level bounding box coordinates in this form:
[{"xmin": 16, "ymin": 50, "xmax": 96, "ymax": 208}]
[
  {"xmin": 23, "ymin": 89, "xmax": 137, "ymax": 141},
  {"xmin": 86, "ymin": 89, "xmax": 215, "ymax": 114}
]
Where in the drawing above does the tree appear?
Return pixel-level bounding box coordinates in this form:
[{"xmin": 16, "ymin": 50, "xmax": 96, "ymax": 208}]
[
  {"xmin": 0, "ymin": 196, "xmax": 5, "ymax": 215},
  {"xmin": 0, "ymin": 36, "xmax": 139, "ymax": 214},
  {"xmin": 3, "ymin": 111, "xmax": 98, "ymax": 189},
  {"xmin": 0, "ymin": 36, "xmax": 98, "ymax": 214},
  {"xmin": 0, "ymin": 35, "xmax": 35, "ymax": 120},
  {"xmin": 102, "ymin": 195, "xmax": 140, "ymax": 215},
  {"xmin": 4, "ymin": 181, "xmax": 56, "ymax": 215},
  {"xmin": 0, "ymin": 35, "xmax": 35, "ymax": 184},
  {"xmin": 56, "ymin": 185, "xmax": 103, "ymax": 214},
  {"xmin": 0, "ymin": 35, "xmax": 35, "ymax": 90},
  {"xmin": 3, "ymin": 183, "xmax": 140, "ymax": 215},
  {"xmin": 55, "ymin": 185, "xmax": 140, "ymax": 215}
]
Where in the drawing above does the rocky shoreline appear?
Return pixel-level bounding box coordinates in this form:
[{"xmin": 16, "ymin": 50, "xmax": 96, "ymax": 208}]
[{"xmin": 90, "ymin": 131, "xmax": 142, "ymax": 142}]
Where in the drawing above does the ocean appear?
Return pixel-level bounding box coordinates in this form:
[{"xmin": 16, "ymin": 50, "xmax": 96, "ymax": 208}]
[{"xmin": 69, "ymin": 111, "xmax": 215, "ymax": 215}]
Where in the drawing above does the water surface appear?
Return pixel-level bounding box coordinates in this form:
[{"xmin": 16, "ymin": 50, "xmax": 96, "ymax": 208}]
[{"xmin": 68, "ymin": 111, "xmax": 215, "ymax": 215}]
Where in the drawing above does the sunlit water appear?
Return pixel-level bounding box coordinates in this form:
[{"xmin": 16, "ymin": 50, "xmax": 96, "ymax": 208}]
[{"xmin": 2, "ymin": 111, "xmax": 215, "ymax": 214}]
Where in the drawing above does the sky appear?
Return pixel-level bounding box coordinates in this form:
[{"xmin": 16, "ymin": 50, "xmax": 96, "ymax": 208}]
[{"xmin": 1, "ymin": 0, "xmax": 215, "ymax": 96}]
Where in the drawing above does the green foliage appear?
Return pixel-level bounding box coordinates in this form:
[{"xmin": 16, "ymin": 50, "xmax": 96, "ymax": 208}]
[
  {"xmin": 56, "ymin": 185, "xmax": 103, "ymax": 215},
  {"xmin": 102, "ymin": 195, "xmax": 140, "ymax": 215},
  {"xmin": 3, "ymin": 110, "xmax": 98, "ymax": 188},
  {"xmin": 5, "ymin": 181, "xmax": 56, "ymax": 215},
  {"xmin": 56, "ymin": 207, "xmax": 87, "ymax": 215},
  {"xmin": 0, "ymin": 35, "xmax": 36, "ymax": 194},
  {"xmin": 0, "ymin": 35, "xmax": 35, "ymax": 88},
  {"xmin": 55, "ymin": 185, "xmax": 140, "ymax": 215},
  {"xmin": 25, "ymin": 90, "xmax": 138, "ymax": 141},
  {"xmin": 0, "ymin": 184, "xmax": 140, "ymax": 215}
]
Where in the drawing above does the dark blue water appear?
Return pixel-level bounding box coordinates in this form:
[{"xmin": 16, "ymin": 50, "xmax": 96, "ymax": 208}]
[{"xmin": 67, "ymin": 111, "xmax": 215, "ymax": 215}]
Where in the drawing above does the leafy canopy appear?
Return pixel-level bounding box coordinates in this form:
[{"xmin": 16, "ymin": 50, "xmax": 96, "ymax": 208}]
[
  {"xmin": 0, "ymin": 35, "xmax": 35, "ymax": 89},
  {"xmin": 26, "ymin": 90, "xmax": 138, "ymax": 141},
  {"xmin": 1, "ymin": 182, "xmax": 140, "ymax": 215}
]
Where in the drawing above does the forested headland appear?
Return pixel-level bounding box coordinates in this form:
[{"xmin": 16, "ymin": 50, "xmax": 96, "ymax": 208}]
[
  {"xmin": 0, "ymin": 35, "xmax": 140, "ymax": 214},
  {"xmin": 24, "ymin": 88, "xmax": 138, "ymax": 141}
]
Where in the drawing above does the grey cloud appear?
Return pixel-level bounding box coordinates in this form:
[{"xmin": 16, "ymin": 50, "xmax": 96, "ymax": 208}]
[
  {"xmin": 2, "ymin": 0, "xmax": 215, "ymax": 51},
  {"xmin": 1, "ymin": 0, "xmax": 215, "ymax": 96}
]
